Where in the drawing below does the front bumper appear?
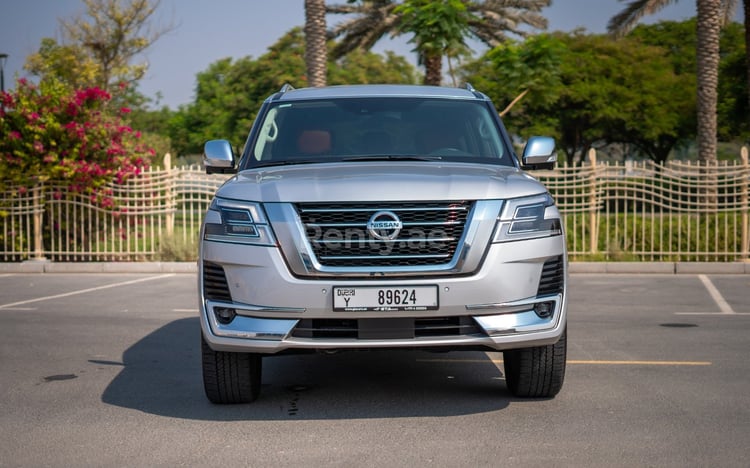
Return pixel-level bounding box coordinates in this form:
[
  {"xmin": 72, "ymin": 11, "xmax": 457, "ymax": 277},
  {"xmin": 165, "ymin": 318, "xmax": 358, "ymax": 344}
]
[{"xmin": 199, "ymin": 236, "xmax": 567, "ymax": 354}]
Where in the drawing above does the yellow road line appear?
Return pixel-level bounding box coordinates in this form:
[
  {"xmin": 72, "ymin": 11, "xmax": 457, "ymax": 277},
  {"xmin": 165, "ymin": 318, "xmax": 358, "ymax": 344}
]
[
  {"xmin": 416, "ymin": 359, "xmax": 711, "ymax": 366},
  {"xmin": 568, "ymin": 360, "xmax": 711, "ymax": 366}
]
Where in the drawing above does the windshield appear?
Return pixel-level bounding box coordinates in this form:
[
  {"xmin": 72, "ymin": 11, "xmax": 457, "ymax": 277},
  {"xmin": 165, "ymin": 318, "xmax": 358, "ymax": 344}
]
[{"xmin": 242, "ymin": 97, "xmax": 512, "ymax": 169}]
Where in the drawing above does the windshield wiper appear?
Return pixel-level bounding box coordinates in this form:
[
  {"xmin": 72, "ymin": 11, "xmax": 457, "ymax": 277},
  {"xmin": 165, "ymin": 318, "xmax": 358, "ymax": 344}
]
[{"xmin": 341, "ymin": 155, "xmax": 442, "ymax": 162}]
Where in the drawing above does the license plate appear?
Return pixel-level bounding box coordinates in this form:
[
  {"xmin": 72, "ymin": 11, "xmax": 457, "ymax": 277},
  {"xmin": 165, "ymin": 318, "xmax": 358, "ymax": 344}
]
[{"xmin": 333, "ymin": 286, "xmax": 439, "ymax": 312}]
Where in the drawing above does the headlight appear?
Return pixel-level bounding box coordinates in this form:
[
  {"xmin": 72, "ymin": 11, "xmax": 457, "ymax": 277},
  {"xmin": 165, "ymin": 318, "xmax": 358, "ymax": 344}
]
[
  {"xmin": 203, "ymin": 198, "xmax": 276, "ymax": 246},
  {"xmin": 493, "ymin": 193, "xmax": 562, "ymax": 243}
]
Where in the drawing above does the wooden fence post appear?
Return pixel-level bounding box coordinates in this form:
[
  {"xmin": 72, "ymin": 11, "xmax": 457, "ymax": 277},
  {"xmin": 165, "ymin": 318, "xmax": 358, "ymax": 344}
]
[
  {"xmin": 32, "ymin": 185, "xmax": 45, "ymax": 260},
  {"xmin": 588, "ymin": 148, "xmax": 599, "ymax": 255},
  {"xmin": 164, "ymin": 153, "xmax": 175, "ymax": 237},
  {"xmin": 741, "ymin": 146, "xmax": 749, "ymax": 261}
]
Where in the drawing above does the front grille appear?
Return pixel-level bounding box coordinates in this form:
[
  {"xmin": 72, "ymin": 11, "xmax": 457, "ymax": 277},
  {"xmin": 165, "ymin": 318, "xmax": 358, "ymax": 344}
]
[
  {"xmin": 537, "ymin": 256, "xmax": 564, "ymax": 296},
  {"xmin": 292, "ymin": 316, "xmax": 482, "ymax": 339},
  {"xmin": 203, "ymin": 262, "xmax": 232, "ymax": 301},
  {"xmin": 296, "ymin": 201, "xmax": 472, "ymax": 267}
]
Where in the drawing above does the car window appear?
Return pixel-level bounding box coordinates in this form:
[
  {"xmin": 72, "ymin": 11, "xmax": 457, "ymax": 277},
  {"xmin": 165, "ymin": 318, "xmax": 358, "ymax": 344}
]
[{"xmin": 249, "ymin": 97, "xmax": 509, "ymax": 166}]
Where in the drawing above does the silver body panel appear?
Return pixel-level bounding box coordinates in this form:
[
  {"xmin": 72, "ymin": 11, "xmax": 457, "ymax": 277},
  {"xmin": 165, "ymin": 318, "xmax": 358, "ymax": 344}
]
[
  {"xmin": 199, "ymin": 162, "xmax": 567, "ymax": 354},
  {"xmin": 215, "ymin": 162, "xmax": 545, "ymax": 203}
]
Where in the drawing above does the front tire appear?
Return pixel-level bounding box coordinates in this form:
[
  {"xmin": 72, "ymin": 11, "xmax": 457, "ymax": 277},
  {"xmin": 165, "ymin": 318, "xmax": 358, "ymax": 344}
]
[
  {"xmin": 503, "ymin": 328, "xmax": 567, "ymax": 398},
  {"xmin": 201, "ymin": 335, "xmax": 262, "ymax": 404}
]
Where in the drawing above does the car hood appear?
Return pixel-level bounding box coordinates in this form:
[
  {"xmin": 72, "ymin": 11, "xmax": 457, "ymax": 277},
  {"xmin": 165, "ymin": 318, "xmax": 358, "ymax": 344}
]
[{"xmin": 215, "ymin": 161, "xmax": 548, "ymax": 203}]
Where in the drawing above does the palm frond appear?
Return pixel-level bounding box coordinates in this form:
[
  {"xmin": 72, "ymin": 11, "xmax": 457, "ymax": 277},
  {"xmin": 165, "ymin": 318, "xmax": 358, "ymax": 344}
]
[
  {"xmin": 607, "ymin": 0, "xmax": 679, "ymax": 37},
  {"xmin": 719, "ymin": 0, "xmax": 740, "ymax": 25}
]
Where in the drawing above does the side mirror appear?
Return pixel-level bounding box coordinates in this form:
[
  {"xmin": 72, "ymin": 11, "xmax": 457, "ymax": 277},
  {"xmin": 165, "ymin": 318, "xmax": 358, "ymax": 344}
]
[
  {"xmin": 521, "ymin": 136, "xmax": 557, "ymax": 170},
  {"xmin": 203, "ymin": 140, "xmax": 237, "ymax": 174}
]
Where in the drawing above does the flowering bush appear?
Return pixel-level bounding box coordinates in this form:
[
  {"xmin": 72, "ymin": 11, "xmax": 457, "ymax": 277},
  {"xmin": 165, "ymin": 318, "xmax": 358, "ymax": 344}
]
[{"xmin": 0, "ymin": 79, "xmax": 154, "ymax": 207}]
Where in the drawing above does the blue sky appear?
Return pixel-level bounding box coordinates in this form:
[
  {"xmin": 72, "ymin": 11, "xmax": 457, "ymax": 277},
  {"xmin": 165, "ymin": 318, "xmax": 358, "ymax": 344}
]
[{"xmin": 0, "ymin": 0, "xmax": 738, "ymax": 109}]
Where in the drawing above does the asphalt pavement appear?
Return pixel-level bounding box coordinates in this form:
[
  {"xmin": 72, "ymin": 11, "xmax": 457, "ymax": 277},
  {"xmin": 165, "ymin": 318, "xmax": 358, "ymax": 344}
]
[{"xmin": 0, "ymin": 271, "xmax": 748, "ymax": 467}]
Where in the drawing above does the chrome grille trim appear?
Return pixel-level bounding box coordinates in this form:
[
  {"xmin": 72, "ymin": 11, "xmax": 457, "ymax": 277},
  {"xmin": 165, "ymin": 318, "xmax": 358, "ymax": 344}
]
[
  {"xmin": 318, "ymin": 254, "xmax": 452, "ymax": 261},
  {"xmin": 297, "ymin": 206, "xmax": 470, "ymax": 214},
  {"xmin": 266, "ymin": 199, "xmax": 503, "ymax": 278},
  {"xmin": 298, "ymin": 201, "xmax": 470, "ymax": 268}
]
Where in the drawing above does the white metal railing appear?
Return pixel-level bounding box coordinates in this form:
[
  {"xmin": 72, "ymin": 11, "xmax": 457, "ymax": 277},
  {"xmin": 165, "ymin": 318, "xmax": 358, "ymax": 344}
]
[{"xmin": 1, "ymin": 149, "xmax": 748, "ymax": 262}]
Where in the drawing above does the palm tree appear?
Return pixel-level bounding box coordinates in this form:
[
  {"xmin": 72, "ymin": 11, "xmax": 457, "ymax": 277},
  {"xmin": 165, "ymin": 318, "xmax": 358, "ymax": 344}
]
[
  {"xmin": 326, "ymin": 0, "xmax": 550, "ymax": 86},
  {"xmin": 608, "ymin": 0, "xmax": 740, "ymax": 163},
  {"xmin": 304, "ymin": 0, "xmax": 328, "ymax": 87}
]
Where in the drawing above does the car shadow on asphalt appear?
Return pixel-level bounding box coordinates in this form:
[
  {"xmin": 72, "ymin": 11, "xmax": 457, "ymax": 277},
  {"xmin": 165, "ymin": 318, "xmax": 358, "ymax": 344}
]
[{"xmin": 100, "ymin": 317, "xmax": 516, "ymax": 420}]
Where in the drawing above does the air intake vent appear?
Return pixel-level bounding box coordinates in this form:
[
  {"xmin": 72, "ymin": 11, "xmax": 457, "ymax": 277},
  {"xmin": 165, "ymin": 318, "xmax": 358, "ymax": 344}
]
[
  {"xmin": 291, "ymin": 316, "xmax": 482, "ymax": 339},
  {"xmin": 203, "ymin": 262, "xmax": 232, "ymax": 302},
  {"xmin": 537, "ymin": 256, "xmax": 564, "ymax": 296}
]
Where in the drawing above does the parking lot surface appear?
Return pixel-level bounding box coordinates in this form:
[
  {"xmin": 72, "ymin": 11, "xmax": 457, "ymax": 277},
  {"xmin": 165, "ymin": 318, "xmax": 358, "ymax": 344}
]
[{"xmin": 0, "ymin": 272, "xmax": 748, "ymax": 467}]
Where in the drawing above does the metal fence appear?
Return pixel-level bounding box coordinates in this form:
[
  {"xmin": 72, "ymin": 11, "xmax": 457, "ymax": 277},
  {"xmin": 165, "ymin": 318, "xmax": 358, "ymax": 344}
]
[{"xmin": 1, "ymin": 149, "xmax": 748, "ymax": 262}]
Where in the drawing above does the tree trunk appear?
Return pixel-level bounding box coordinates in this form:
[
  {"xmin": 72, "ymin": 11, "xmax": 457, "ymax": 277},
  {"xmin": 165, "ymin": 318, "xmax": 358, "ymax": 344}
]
[
  {"xmin": 423, "ymin": 54, "xmax": 443, "ymax": 86},
  {"xmin": 696, "ymin": 0, "xmax": 721, "ymax": 208},
  {"xmin": 304, "ymin": 0, "xmax": 327, "ymax": 87},
  {"xmin": 696, "ymin": 0, "xmax": 721, "ymax": 163}
]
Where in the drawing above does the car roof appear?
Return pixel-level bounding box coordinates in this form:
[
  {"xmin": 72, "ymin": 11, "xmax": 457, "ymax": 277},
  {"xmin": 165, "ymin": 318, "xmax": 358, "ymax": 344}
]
[{"xmin": 270, "ymin": 84, "xmax": 487, "ymax": 102}]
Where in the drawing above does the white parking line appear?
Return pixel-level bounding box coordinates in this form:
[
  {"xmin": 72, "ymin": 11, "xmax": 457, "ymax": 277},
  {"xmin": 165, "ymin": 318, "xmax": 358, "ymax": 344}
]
[
  {"xmin": 698, "ymin": 274, "xmax": 735, "ymax": 314},
  {"xmin": 0, "ymin": 274, "xmax": 175, "ymax": 310},
  {"xmin": 676, "ymin": 312, "xmax": 750, "ymax": 315}
]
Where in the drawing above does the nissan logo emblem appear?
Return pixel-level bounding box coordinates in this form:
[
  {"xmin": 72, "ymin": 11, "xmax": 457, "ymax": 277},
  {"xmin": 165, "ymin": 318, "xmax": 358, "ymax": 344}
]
[{"xmin": 367, "ymin": 211, "xmax": 403, "ymax": 240}]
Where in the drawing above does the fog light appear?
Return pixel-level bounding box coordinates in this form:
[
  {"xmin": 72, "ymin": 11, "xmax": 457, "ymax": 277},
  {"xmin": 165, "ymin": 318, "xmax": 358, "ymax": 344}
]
[
  {"xmin": 534, "ymin": 301, "xmax": 554, "ymax": 319},
  {"xmin": 214, "ymin": 307, "xmax": 237, "ymax": 324}
]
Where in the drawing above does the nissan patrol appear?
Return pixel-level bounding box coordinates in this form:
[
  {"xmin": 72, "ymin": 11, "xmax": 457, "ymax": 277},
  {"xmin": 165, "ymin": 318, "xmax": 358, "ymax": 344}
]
[{"xmin": 199, "ymin": 84, "xmax": 567, "ymax": 403}]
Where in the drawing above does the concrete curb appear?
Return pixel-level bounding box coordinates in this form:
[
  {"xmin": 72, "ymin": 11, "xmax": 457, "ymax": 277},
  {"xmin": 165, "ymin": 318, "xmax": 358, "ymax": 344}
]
[
  {"xmin": 1, "ymin": 261, "xmax": 749, "ymax": 274},
  {"xmin": 569, "ymin": 262, "xmax": 750, "ymax": 274},
  {"xmin": 0, "ymin": 261, "xmax": 198, "ymax": 274}
]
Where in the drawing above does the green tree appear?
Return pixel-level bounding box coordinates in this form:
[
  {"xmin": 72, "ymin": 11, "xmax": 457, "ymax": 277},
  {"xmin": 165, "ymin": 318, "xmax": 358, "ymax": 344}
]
[
  {"xmin": 25, "ymin": 0, "xmax": 171, "ymax": 94},
  {"xmin": 326, "ymin": 0, "xmax": 549, "ymax": 85},
  {"xmin": 330, "ymin": 50, "xmax": 418, "ymax": 84},
  {"xmin": 394, "ymin": 0, "xmax": 472, "ymax": 85},
  {"xmin": 24, "ymin": 38, "xmax": 100, "ymax": 90},
  {"xmin": 608, "ymin": 0, "xmax": 740, "ymax": 163},
  {"xmin": 463, "ymin": 31, "xmax": 695, "ymax": 164},
  {"xmin": 716, "ymin": 21, "xmax": 749, "ymax": 141},
  {"xmin": 631, "ymin": 19, "xmax": 748, "ymax": 143},
  {"xmin": 169, "ymin": 29, "xmax": 417, "ymax": 156}
]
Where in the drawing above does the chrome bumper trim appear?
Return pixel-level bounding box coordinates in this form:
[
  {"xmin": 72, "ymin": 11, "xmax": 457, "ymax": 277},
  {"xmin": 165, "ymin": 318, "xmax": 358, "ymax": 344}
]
[
  {"xmin": 205, "ymin": 300, "xmax": 301, "ymax": 340},
  {"xmin": 469, "ymin": 294, "xmax": 562, "ymax": 336}
]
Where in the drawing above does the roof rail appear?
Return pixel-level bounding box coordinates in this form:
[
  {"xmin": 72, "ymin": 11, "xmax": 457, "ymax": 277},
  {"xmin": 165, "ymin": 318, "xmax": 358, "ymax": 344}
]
[
  {"xmin": 279, "ymin": 83, "xmax": 295, "ymax": 93},
  {"xmin": 463, "ymin": 82, "xmax": 483, "ymax": 98}
]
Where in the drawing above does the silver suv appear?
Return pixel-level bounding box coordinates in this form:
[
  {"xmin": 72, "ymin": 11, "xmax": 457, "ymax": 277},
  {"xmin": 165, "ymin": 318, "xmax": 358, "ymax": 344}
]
[{"xmin": 200, "ymin": 84, "xmax": 567, "ymax": 403}]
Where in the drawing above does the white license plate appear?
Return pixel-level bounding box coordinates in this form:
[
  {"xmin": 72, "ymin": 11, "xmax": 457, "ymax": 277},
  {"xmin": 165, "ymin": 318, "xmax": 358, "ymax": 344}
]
[{"xmin": 333, "ymin": 286, "xmax": 439, "ymax": 311}]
